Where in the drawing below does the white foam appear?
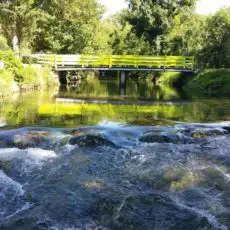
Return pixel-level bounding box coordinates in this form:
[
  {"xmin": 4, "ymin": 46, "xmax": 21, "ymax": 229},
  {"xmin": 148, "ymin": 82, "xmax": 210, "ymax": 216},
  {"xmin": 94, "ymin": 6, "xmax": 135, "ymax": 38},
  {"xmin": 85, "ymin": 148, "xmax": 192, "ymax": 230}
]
[
  {"xmin": 0, "ymin": 119, "xmax": 6, "ymax": 127},
  {"xmin": 0, "ymin": 170, "xmax": 24, "ymax": 196},
  {"xmin": 214, "ymin": 166, "xmax": 230, "ymax": 182},
  {"xmin": 0, "ymin": 148, "xmax": 57, "ymax": 173},
  {"xmin": 0, "ymin": 148, "xmax": 57, "ymax": 161},
  {"xmin": 5, "ymin": 202, "xmax": 31, "ymax": 219},
  {"xmin": 26, "ymin": 148, "xmax": 57, "ymax": 159}
]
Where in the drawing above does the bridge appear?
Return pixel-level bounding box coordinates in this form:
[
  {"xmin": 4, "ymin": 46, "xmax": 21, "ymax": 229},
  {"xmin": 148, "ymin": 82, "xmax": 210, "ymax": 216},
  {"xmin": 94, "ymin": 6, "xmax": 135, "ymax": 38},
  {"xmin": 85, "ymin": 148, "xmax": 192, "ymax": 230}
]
[{"xmin": 29, "ymin": 54, "xmax": 195, "ymax": 72}]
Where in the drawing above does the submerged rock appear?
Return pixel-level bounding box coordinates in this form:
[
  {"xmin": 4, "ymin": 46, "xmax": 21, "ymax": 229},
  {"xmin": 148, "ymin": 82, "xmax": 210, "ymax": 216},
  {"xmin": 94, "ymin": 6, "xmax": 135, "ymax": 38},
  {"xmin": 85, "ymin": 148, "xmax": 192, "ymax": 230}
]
[
  {"xmin": 84, "ymin": 180, "xmax": 104, "ymax": 189},
  {"xmin": 0, "ymin": 160, "xmax": 13, "ymax": 173},
  {"xmin": 139, "ymin": 133, "xmax": 180, "ymax": 144},
  {"xmin": 191, "ymin": 128, "xmax": 227, "ymax": 139},
  {"xmin": 69, "ymin": 134, "xmax": 115, "ymax": 147}
]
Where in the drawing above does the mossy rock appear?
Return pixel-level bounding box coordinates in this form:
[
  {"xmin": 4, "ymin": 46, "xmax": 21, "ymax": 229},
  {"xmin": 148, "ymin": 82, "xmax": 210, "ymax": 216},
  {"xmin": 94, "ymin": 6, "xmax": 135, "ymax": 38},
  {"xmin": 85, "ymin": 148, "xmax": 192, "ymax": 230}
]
[
  {"xmin": 191, "ymin": 128, "xmax": 227, "ymax": 138},
  {"xmin": 12, "ymin": 131, "xmax": 50, "ymax": 149}
]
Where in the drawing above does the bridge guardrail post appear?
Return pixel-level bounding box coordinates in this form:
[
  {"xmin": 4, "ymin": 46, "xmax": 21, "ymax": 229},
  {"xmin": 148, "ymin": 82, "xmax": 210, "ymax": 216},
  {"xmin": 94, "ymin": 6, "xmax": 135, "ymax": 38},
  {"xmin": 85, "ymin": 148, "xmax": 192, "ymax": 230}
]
[
  {"xmin": 54, "ymin": 55, "xmax": 57, "ymax": 70},
  {"xmin": 109, "ymin": 55, "xmax": 112, "ymax": 68}
]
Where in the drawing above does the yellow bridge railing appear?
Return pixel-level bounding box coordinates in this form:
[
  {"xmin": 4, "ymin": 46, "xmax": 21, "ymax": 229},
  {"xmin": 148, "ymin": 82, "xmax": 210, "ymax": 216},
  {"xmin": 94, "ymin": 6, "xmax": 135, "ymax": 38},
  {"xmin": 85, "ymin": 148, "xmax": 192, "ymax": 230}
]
[{"xmin": 28, "ymin": 54, "xmax": 195, "ymax": 71}]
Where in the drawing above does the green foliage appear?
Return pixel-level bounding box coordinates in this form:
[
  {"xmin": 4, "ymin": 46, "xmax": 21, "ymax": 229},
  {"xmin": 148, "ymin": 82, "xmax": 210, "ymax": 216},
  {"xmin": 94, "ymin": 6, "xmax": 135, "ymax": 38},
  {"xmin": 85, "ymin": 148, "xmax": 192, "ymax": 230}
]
[
  {"xmin": 0, "ymin": 51, "xmax": 58, "ymax": 94},
  {"xmin": 0, "ymin": 35, "xmax": 9, "ymax": 50},
  {"xmin": 0, "ymin": 0, "xmax": 229, "ymax": 71},
  {"xmin": 199, "ymin": 8, "xmax": 230, "ymax": 68},
  {"xmin": 185, "ymin": 69, "xmax": 230, "ymax": 97},
  {"xmin": 33, "ymin": 0, "xmax": 104, "ymax": 54},
  {"xmin": 158, "ymin": 72, "xmax": 183, "ymax": 85},
  {"xmin": 125, "ymin": 0, "xmax": 196, "ymax": 54},
  {"xmin": 0, "ymin": 69, "xmax": 14, "ymax": 88},
  {"xmin": 0, "ymin": 0, "xmax": 46, "ymax": 52},
  {"xmin": 0, "ymin": 50, "xmax": 23, "ymax": 77},
  {"xmin": 19, "ymin": 66, "xmax": 59, "ymax": 89},
  {"xmin": 165, "ymin": 13, "xmax": 207, "ymax": 55}
]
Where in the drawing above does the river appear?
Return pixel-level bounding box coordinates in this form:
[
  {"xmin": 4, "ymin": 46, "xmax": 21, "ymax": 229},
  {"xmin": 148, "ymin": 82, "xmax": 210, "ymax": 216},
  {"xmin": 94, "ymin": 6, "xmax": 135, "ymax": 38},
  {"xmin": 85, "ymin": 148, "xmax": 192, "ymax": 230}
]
[{"xmin": 0, "ymin": 78, "xmax": 230, "ymax": 230}]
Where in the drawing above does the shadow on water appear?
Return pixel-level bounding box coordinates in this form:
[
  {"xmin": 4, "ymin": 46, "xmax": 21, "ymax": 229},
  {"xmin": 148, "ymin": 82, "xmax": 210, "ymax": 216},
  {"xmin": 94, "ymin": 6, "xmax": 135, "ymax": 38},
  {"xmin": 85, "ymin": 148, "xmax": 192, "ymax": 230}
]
[{"xmin": 59, "ymin": 75, "xmax": 184, "ymax": 101}]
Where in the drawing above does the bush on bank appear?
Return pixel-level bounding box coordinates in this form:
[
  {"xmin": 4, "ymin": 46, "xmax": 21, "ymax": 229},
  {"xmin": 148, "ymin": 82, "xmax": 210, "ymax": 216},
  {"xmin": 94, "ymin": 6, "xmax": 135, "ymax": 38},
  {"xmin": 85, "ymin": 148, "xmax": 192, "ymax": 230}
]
[
  {"xmin": 184, "ymin": 69, "xmax": 230, "ymax": 98},
  {"xmin": 0, "ymin": 51, "xmax": 59, "ymax": 96}
]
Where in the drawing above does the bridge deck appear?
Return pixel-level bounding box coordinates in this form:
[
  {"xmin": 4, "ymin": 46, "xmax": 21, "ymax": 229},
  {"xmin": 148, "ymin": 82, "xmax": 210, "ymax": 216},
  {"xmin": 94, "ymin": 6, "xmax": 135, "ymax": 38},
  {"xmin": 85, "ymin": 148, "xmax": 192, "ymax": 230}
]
[{"xmin": 28, "ymin": 54, "xmax": 195, "ymax": 72}]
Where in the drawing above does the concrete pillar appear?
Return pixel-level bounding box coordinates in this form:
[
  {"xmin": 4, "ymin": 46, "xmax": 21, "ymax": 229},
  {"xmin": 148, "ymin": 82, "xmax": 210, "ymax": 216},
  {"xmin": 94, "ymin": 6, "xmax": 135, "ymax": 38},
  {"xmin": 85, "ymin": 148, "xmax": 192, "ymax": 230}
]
[
  {"xmin": 119, "ymin": 71, "xmax": 129, "ymax": 96},
  {"xmin": 58, "ymin": 71, "xmax": 68, "ymax": 85}
]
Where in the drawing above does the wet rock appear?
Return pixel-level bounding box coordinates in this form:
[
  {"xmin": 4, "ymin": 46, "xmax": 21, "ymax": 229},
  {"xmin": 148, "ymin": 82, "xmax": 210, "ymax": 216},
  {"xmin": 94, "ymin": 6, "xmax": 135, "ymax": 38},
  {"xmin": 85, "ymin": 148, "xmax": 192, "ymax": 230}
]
[
  {"xmin": 71, "ymin": 129, "xmax": 101, "ymax": 137},
  {"xmin": 139, "ymin": 133, "xmax": 180, "ymax": 144},
  {"xmin": 12, "ymin": 131, "xmax": 50, "ymax": 149},
  {"xmin": 69, "ymin": 134, "xmax": 115, "ymax": 147},
  {"xmin": 191, "ymin": 128, "xmax": 227, "ymax": 138},
  {"xmin": 27, "ymin": 131, "xmax": 50, "ymax": 137},
  {"xmin": 222, "ymin": 126, "xmax": 230, "ymax": 133}
]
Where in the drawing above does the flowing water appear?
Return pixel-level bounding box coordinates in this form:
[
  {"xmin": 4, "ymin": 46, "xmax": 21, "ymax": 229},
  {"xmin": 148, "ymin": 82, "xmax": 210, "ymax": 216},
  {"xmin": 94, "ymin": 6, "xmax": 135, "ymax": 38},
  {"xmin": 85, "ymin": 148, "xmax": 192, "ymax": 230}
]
[{"xmin": 0, "ymin": 78, "xmax": 230, "ymax": 230}]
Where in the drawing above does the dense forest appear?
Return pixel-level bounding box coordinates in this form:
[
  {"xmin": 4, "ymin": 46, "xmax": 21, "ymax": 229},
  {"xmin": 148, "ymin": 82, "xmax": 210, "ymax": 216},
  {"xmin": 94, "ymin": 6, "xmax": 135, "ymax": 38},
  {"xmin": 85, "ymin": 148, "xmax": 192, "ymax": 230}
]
[{"xmin": 0, "ymin": 0, "xmax": 229, "ymax": 68}]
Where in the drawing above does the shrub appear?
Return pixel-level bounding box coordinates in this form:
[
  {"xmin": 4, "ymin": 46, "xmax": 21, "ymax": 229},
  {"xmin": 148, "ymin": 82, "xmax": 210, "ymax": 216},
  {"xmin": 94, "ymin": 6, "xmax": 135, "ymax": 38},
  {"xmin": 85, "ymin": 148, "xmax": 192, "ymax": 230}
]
[
  {"xmin": 0, "ymin": 69, "xmax": 17, "ymax": 95},
  {"xmin": 0, "ymin": 51, "xmax": 59, "ymax": 90}
]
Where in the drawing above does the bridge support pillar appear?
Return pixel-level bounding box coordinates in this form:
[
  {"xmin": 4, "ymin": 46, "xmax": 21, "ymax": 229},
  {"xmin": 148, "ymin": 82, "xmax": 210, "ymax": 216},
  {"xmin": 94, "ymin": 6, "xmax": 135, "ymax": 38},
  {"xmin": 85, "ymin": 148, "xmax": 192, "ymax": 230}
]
[
  {"xmin": 57, "ymin": 71, "xmax": 68, "ymax": 85},
  {"xmin": 119, "ymin": 71, "xmax": 129, "ymax": 96}
]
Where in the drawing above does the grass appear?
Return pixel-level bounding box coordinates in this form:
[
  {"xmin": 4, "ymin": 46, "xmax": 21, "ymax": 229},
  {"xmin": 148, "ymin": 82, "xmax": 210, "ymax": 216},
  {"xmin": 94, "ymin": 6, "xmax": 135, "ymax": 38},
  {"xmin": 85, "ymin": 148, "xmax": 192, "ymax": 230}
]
[{"xmin": 184, "ymin": 69, "xmax": 230, "ymax": 98}]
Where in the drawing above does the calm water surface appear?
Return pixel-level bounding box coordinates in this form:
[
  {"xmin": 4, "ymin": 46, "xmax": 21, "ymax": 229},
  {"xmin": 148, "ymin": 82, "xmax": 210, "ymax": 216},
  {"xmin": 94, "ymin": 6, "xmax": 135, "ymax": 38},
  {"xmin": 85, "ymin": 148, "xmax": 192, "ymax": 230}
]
[{"xmin": 0, "ymin": 79, "xmax": 230, "ymax": 230}]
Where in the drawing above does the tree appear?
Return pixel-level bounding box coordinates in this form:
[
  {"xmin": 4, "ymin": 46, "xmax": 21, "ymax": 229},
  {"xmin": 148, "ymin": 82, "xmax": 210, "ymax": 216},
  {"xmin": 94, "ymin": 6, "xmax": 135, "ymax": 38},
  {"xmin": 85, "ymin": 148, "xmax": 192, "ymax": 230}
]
[
  {"xmin": 164, "ymin": 12, "xmax": 207, "ymax": 56},
  {"xmin": 125, "ymin": 0, "xmax": 197, "ymax": 54},
  {"xmin": 0, "ymin": 0, "xmax": 45, "ymax": 53},
  {"xmin": 33, "ymin": 0, "xmax": 104, "ymax": 54},
  {"xmin": 200, "ymin": 7, "xmax": 230, "ymax": 68},
  {"xmin": 108, "ymin": 12, "xmax": 151, "ymax": 55}
]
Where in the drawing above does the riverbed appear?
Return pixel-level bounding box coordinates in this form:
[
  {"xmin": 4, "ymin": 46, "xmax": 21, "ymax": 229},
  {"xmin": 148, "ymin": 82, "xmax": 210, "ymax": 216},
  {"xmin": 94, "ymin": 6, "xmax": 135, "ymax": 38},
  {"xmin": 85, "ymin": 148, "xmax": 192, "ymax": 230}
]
[{"xmin": 0, "ymin": 79, "xmax": 230, "ymax": 230}]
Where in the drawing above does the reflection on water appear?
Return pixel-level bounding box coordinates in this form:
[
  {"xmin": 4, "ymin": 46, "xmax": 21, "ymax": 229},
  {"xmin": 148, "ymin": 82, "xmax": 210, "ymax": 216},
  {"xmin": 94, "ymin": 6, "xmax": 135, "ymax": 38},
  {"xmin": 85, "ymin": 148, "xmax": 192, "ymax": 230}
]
[
  {"xmin": 61, "ymin": 78, "xmax": 182, "ymax": 101},
  {"xmin": 0, "ymin": 79, "xmax": 230, "ymax": 128}
]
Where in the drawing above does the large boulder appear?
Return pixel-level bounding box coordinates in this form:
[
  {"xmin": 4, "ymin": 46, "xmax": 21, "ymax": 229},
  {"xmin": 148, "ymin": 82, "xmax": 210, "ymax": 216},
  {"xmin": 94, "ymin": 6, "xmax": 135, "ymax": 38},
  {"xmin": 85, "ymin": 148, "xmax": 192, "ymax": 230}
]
[
  {"xmin": 69, "ymin": 134, "xmax": 115, "ymax": 147},
  {"xmin": 11, "ymin": 131, "xmax": 50, "ymax": 149},
  {"xmin": 191, "ymin": 128, "xmax": 227, "ymax": 139}
]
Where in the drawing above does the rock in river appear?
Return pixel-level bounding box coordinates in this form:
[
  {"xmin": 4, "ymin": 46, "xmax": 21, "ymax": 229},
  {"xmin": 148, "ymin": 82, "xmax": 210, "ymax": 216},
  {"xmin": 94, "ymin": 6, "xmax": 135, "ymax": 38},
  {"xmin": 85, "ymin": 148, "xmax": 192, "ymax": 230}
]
[
  {"xmin": 191, "ymin": 128, "xmax": 227, "ymax": 138},
  {"xmin": 139, "ymin": 133, "xmax": 180, "ymax": 144},
  {"xmin": 12, "ymin": 131, "xmax": 50, "ymax": 149},
  {"xmin": 69, "ymin": 134, "xmax": 116, "ymax": 147}
]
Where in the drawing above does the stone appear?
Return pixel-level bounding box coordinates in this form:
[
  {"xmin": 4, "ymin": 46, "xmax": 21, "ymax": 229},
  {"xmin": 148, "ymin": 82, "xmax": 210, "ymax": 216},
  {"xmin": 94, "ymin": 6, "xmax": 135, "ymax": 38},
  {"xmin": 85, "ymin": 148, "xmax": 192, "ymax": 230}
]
[
  {"xmin": 69, "ymin": 134, "xmax": 115, "ymax": 147},
  {"xmin": 139, "ymin": 133, "xmax": 180, "ymax": 144},
  {"xmin": 191, "ymin": 128, "xmax": 227, "ymax": 138}
]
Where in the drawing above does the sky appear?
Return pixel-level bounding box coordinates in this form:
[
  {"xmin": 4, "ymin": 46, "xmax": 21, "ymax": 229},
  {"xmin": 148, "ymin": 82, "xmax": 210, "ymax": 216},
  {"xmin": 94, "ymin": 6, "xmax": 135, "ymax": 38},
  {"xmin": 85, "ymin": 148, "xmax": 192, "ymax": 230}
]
[{"xmin": 99, "ymin": 0, "xmax": 230, "ymax": 18}]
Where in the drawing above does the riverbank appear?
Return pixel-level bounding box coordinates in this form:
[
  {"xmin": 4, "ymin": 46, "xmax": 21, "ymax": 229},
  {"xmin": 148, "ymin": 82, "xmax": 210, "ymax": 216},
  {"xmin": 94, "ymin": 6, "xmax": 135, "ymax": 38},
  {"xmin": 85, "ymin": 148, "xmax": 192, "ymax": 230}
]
[
  {"xmin": 184, "ymin": 69, "xmax": 230, "ymax": 98},
  {"xmin": 157, "ymin": 69, "xmax": 230, "ymax": 98},
  {"xmin": 0, "ymin": 51, "xmax": 59, "ymax": 97}
]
